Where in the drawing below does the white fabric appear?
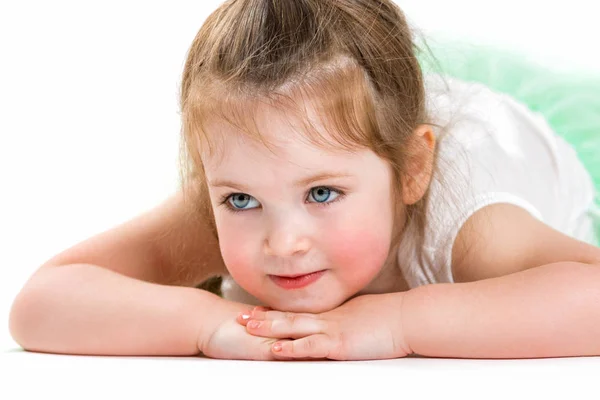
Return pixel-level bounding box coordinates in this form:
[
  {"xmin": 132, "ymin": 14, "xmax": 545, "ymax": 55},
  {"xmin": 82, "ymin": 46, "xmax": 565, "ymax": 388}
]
[{"xmin": 397, "ymin": 74, "xmax": 598, "ymax": 289}]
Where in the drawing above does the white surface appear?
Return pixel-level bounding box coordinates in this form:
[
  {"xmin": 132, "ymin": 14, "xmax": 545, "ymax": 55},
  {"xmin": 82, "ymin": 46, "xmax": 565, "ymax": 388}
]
[
  {"xmin": 1, "ymin": 1, "xmax": 599, "ymax": 398},
  {"xmin": 2, "ymin": 350, "xmax": 600, "ymax": 399}
]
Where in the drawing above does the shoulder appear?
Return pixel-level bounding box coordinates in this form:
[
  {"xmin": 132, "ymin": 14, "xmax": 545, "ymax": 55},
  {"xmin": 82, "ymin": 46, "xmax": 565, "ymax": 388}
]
[{"xmin": 401, "ymin": 76, "xmax": 597, "ymax": 287}]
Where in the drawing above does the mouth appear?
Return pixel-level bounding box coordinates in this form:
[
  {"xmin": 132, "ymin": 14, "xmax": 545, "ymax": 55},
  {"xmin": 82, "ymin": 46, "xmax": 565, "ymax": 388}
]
[{"xmin": 268, "ymin": 270, "xmax": 327, "ymax": 290}]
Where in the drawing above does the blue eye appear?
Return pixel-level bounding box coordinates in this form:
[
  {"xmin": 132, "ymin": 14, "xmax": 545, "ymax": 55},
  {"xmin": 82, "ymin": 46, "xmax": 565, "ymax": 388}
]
[
  {"xmin": 228, "ymin": 194, "xmax": 259, "ymax": 210},
  {"xmin": 309, "ymin": 186, "xmax": 338, "ymax": 203},
  {"xmin": 220, "ymin": 186, "xmax": 344, "ymax": 214}
]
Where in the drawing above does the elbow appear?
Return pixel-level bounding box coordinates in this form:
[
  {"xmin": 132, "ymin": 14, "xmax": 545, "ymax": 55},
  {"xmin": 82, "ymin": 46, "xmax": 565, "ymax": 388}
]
[
  {"xmin": 8, "ymin": 286, "xmax": 46, "ymax": 351},
  {"xmin": 9, "ymin": 265, "xmax": 67, "ymax": 350},
  {"xmin": 9, "ymin": 290, "xmax": 30, "ymax": 349}
]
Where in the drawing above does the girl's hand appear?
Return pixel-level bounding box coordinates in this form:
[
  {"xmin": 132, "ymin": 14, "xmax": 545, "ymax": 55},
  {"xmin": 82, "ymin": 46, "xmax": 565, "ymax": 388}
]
[
  {"xmin": 201, "ymin": 303, "xmax": 297, "ymax": 361},
  {"xmin": 236, "ymin": 293, "xmax": 413, "ymax": 361}
]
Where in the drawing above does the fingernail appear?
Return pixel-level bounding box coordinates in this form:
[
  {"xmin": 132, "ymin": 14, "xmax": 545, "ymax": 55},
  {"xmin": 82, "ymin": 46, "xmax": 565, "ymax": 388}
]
[
  {"xmin": 239, "ymin": 313, "xmax": 251, "ymax": 321},
  {"xmin": 273, "ymin": 343, "xmax": 282, "ymax": 352},
  {"xmin": 248, "ymin": 320, "xmax": 261, "ymax": 329}
]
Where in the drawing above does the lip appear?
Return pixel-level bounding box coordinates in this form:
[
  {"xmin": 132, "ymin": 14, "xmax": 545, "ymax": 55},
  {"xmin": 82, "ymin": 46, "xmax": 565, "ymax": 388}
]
[{"xmin": 268, "ymin": 270, "xmax": 326, "ymax": 290}]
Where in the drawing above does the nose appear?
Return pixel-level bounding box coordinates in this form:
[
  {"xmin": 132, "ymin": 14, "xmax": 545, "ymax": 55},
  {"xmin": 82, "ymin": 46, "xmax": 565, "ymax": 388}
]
[{"xmin": 263, "ymin": 213, "xmax": 311, "ymax": 257}]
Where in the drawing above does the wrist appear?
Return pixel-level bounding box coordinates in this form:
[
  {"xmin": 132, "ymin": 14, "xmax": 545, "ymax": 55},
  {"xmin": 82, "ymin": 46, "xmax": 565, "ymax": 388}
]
[
  {"xmin": 401, "ymin": 283, "xmax": 456, "ymax": 357},
  {"xmin": 192, "ymin": 289, "xmax": 252, "ymax": 354},
  {"xmin": 400, "ymin": 285, "xmax": 431, "ymax": 357}
]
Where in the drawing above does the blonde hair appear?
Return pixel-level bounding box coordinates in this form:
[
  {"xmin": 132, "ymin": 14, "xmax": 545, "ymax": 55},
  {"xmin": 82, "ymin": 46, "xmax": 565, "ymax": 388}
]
[{"xmin": 177, "ymin": 0, "xmax": 450, "ymax": 286}]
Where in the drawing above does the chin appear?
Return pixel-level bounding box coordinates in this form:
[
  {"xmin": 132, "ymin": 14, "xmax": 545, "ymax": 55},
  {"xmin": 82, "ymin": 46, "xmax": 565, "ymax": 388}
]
[{"xmin": 263, "ymin": 294, "xmax": 348, "ymax": 314}]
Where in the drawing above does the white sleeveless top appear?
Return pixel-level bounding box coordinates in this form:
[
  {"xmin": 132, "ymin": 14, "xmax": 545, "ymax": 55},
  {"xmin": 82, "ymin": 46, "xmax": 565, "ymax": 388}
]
[{"xmin": 396, "ymin": 74, "xmax": 598, "ymax": 289}]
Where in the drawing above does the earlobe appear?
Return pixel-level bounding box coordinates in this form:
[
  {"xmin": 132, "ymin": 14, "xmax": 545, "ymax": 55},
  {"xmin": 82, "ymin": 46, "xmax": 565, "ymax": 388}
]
[{"xmin": 401, "ymin": 125, "xmax": 436, "ymax": 205}]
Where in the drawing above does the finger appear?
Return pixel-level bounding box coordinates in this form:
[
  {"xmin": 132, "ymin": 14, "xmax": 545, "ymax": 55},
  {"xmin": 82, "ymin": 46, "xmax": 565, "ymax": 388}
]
[
  {"xmin": 269, "ymin": 352, "xmax": 298, "ymax": 361},
  {"xmin": 271, "ymin": 354, "xmax": 326, "ymax": 362},
  {"xmin": 267, "ymin": 351, "xmax": 297, "ymax": 361},
  {"xmin": 271, "ymin": 335, "xmax": 334, "ymax": 359},
  {"xmin": 246, "ymin": 314, "xmax": 328, "ymax": 339},
  {"xmin": 252, "ymin": 339, "xmax": 296, "ymax": 361},
  {"xmin": 236, "ymin": 310, "xmax": 254, "ymax": 326},
  {"xmin": 235, "ymin": 306, "xmax": 278, "ymax": 326},
  {"xmin": 250, "ymin": 309, "xmax": 319, "ymax": 321}
]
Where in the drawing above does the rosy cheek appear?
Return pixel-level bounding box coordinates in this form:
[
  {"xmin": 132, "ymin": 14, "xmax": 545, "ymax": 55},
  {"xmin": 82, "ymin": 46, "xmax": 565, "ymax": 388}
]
[
  {"xmin": 218, "ymin": 231, "xmax": 258, "ymax": 284},
  {"xmin": 326, "ymin": 228, "xmax": 390, "ymax": 287}
]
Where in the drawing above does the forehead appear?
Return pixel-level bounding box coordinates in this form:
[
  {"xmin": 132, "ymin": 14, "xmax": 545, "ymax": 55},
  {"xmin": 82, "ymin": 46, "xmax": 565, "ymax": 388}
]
[
  {"xmin": 200, "ymin": 99, "xmax": 365, "ymax": 173},
  {"xmin": 203, "ymin": 136, "xmax": 385, "ymax": 196}
]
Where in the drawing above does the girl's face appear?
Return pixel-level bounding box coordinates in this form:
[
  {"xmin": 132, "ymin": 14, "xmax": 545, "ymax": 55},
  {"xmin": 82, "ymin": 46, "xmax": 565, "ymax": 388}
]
[{"xmin": 202, "ymin": 105, "xmax": 397, "ymax": 313}]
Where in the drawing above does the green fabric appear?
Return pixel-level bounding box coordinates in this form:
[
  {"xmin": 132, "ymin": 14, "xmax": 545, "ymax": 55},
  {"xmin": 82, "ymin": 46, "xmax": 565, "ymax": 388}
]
[{"xmin": 416, "ymin": 40, "xmax": 600, "ymax": 246}]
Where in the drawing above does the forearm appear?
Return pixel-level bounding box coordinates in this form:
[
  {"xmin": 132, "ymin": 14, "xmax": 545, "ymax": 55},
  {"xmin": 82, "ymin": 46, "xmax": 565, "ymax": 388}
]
[
  {"xmin": 402, "ymin": 262, "xmax": 600, "ymax": 359},
  {"xmin": 9, "ymin": 263, "xmax": 232, "ymax": 356}
]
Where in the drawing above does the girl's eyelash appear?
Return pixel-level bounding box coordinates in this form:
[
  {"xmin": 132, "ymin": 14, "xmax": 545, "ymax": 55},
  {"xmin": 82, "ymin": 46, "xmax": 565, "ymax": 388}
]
[{"xmin": 218, "ymin": 186, "xmax": 346, "ymax": 214}]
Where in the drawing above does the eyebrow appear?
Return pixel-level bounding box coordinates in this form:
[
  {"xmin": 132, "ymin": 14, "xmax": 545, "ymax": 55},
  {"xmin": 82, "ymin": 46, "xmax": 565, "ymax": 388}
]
[{"xmin": 209, "ymin": 172, "xmax": 354, "ymax": 191}]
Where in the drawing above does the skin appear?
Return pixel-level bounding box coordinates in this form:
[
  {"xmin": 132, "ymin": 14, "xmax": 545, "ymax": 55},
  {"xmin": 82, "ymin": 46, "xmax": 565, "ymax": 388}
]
[{"xmin": 201, "ymin": 99, "xmax": 435, "ymax": 314}]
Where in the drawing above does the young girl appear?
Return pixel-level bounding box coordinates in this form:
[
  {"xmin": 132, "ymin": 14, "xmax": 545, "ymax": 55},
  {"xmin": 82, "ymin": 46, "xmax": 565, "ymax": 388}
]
[{"xmin": 9, "ymin": 0, "xmax": 600, "ymax": 361}]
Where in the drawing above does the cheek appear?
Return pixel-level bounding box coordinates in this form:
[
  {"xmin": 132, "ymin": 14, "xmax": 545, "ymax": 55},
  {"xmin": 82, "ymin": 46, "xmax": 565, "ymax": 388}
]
[
  {"xmin": 325, "ymin": 224, "xmax": 392, "ymax": 288},
  {"xmin": 216, "ymin": 219, "xmax": 259, "ymax": 285}
]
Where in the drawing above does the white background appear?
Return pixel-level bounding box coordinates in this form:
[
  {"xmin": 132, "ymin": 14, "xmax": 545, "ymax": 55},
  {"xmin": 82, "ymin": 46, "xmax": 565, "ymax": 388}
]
[{"xmin": 1, "ymin": 1, "xmax": 599, "ymax": 398}]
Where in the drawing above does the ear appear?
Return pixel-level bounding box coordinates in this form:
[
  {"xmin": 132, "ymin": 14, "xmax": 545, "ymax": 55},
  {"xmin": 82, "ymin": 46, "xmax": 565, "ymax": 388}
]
[{"xmin": 401, "ymin": 125, "xmax": 436, "ymax": 205}]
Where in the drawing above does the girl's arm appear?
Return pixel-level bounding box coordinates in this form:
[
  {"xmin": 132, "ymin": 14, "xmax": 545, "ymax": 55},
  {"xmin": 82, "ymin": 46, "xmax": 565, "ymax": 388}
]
[
  {"xmin": 9, "ymin": 263, "xmax": 228, "ymax": 356},
  {"xmin": 402, "ymin": 261, "xmax": 600, "ymax": 359}
]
